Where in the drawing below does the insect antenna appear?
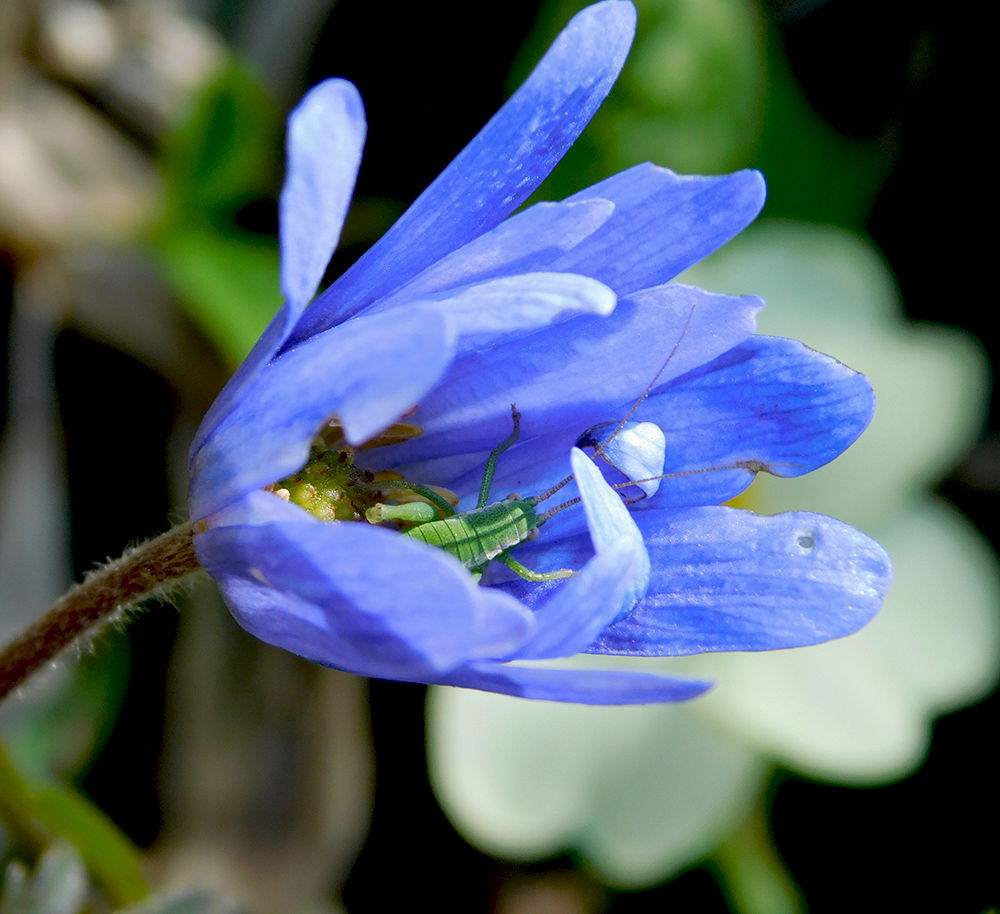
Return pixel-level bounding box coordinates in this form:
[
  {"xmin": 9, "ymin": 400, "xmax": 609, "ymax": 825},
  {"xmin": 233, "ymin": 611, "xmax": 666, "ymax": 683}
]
[{"xmin": 535, "ymin": 458, "xmax": 806, "ymax": 523}]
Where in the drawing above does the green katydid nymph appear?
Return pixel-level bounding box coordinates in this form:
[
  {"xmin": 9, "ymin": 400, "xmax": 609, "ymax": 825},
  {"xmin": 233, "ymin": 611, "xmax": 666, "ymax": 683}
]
[{"xmin": 270, "ymin": 405, "xmax": 662, "ymax": 584}]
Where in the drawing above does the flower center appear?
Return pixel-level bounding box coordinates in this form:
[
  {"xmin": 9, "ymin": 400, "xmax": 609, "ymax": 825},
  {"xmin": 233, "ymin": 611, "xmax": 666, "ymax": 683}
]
[{"xmin": 270, "ymin": 419, "xmax": 457, "ymax": 524}]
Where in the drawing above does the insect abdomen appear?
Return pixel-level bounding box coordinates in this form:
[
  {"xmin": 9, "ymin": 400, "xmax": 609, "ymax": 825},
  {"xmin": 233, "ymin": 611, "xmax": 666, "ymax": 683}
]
[{"xmin": 404, "ymin": 498, "xmax": 537, "ymax": 570}]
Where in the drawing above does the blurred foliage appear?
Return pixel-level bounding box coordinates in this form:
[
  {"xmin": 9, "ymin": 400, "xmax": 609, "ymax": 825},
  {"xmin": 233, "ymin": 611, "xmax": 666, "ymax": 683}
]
[
  {"xmin": 0, "ymin": 742, "xmax": 146, "ymax": 907},
  {"xmin": 2, "ymin": 634, "xmax": 130, "ymax": 786},
  {"xmin": 515, "ymin": 0, "xmax": 889, "ymax": 227},
  {"xmin": 153, "ymin": 61, "xmax": 283, "ymax": 368},
  {"xmin": 0, "ymin": 843, "xmax": 244, "ymax": 914}
]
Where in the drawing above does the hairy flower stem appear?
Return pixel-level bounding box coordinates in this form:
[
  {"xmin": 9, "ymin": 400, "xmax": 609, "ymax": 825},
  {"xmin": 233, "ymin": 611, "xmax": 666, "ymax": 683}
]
[{"xmin": 0, "ymin": 522, "xmax": 201, "ymax": 701}]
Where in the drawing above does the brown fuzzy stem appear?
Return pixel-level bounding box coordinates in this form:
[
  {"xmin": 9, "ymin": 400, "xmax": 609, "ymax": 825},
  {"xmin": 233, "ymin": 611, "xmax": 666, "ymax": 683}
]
[{"xmin": 0, "ymin": 522, "xmax": 201, "ymax": 701}]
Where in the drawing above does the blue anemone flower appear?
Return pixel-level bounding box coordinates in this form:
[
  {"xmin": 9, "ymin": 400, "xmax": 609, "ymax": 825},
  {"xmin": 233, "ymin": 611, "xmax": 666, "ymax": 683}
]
[{"xmin": 188, "ymin": 1, "xmax": 891, "ymax": 705}]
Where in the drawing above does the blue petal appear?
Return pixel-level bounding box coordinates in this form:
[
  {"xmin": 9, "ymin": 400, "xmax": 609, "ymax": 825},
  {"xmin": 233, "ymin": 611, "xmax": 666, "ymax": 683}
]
[
  {"xmin": 576, "ymin": 420, "xmax": 666, "ymax": 497},
  {"xmin": 636, "ymin": 335, "xmax": 877, "ymax": 509},
  {"xmin": 443, "ymin": 663, "xmax": 713, "ymax": 704},
  {"xmin": 195, "ymin": 517, "xmax": 534, "ymax": 678},
  {"xmin": 189, "ymin": 303, "xmax": 293, "ymax": 458},
  {"xmin": 280, "ymin": 79, "xmax": 366, "ymax": 315},
  {"xmin": 515, "ymin": 541, "xmax": 639, "ymax": 660},
  {"xmin": 419, "ymin": 272, "xmax": 615, "ymax": 342},
  {"xmin": 572, "ymin": 446, "xmax": 649, "ymax": 614},
  {"xmin": 285, "ymin": 1, "xmax": 636, "ymax": 341},
  {"xmin": 554, "ymin": 164, "xmax": 766, "ymax": 293},
  {"xmin": 369, "ymin": 200, "xmax": 615, "ymax": 314},
  {"xmin": 380, "ymin": 283, "xmax": 761, "ymax": 466},
  {"xmin": 588, "ymin": 506, "xmax": 892, "ymax": 656},
  {"xmin": 477, "ymin": 447, "xmax": 652, "ymax": 630},
  {"xmin": 190, "ymin": 85, "xmax": 366, "ymax": 461},
  {"xmin": 189, "ymin": 306, "xmax": 456, "ymax": 520}
]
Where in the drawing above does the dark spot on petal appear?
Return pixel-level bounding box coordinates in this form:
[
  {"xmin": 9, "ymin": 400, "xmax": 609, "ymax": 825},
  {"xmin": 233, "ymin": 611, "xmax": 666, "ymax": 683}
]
[{"xmin": 798, "ymin": 533, "xmax": 816, "ymax": 550}]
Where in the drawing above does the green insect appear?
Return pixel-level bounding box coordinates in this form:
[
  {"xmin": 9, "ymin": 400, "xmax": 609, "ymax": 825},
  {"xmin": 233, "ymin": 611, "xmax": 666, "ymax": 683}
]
[{"xmin": 365, "ymin": 407, "xmax": 582, "ymax": 583}]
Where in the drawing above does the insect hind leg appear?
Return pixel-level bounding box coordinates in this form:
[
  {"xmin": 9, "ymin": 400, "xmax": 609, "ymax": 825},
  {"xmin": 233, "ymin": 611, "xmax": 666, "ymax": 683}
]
[{"xmin": 496, "ymin": 551, "xmax": 574, "ymax": 582}]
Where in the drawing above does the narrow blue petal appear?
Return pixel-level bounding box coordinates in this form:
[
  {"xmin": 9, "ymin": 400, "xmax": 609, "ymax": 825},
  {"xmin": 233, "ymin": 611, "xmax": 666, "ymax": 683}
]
[
  {"xmin": 189, "ymin": 306, "xmax": 456, "ymax": 520},
  {"xmin": 572, "ymin": 446, "xmax": 649, "ymax": 614},
  {"xmin": 195, "ymin": 518, "xmax": 533, "ymax": 677},
  {"xmin": 368, "ymin": 200, "xmax": 615, "ymax": 315},
  {"xmin": 635, "ymin": 335, "xmax": 876, "ymax": 509},
  {"xmin": 286, "ymin": 1, "xmax": 636, "ymax": 341},
  {"xmin": 588, "ymin": 506, "xmax": 892, "ymax": 656},
  {"xmin": 576, "ymin": 420, "xmax": 666, "ymax": 497},
  {"xmin": 515, "ymin": 541, "xmax": 638, "ymax": 660},
  {"xmin": 443, "ymin": 663, "xmax": 713, "ymax": 704},
  {"xmin": 280, "ymin": 79, "xmax": 366, "ymax": 315},
  {"xmin": 191, "ymin": 87, "xmax": 366, "ymax": 462},
  {"xmin": 553, "ymin": 164, "xmax": 766, "ymax": 293},
  {"xmin": 420, "ymin": 272, "xmax": 615, "ymax": 342}
]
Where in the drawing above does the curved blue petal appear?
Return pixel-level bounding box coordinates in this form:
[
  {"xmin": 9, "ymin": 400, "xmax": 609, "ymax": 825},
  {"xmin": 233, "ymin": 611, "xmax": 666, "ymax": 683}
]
[
  {"xmin": 190, "ymin": 305, "xmax": 456, "ymax": 520},
  {"xmin": 576, "ymin": 420, "xmax": 666, "ymax": 497},
  {"xmin": 515, "ymin": 541, "xmax": 637, "ymax": 660},
  {"xmin": 588, "ymin": 506, "xmax": 892, "ymax": 656},
  {"xmin": 280, "ymin": 79, "xmax": 366, "ymax": 315},
  {"xmin": 202, "ymin": 486, "xmax": 318, "ymax": 529},
  {"xmin": 573, "ymin": 446, "xmax": 649, "ymax": 614},
  {"xmin": 286, "ymin": 0, "xmax": 637, "ymax": 341},
  {"xmin": 443, "ymin": 663, "xmax": 713, "ymax": 704},
  {"xmin": 369, "ymin": 200, "xmax": 615, "ymax": 314},
  {"xmin": 419, "ymin": 272, "xmax": 615, "ymax": 343},
  {"xmin": 195, "ymin": 517, "xmax": 534, "ymax": 678},
  {"xmin": 635, "ymin": 335, "xmax": 877, "ymax": 509},
  {"xmin": 554, "ymin": 164, "xmax": 766, "ymax": 293}
]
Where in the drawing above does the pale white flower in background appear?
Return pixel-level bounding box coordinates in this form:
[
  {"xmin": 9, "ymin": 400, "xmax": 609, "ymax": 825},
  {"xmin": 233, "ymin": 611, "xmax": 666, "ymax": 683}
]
[{"xmin": 427, "ymin": 221, "xmax": 1000, "ymax": 886}]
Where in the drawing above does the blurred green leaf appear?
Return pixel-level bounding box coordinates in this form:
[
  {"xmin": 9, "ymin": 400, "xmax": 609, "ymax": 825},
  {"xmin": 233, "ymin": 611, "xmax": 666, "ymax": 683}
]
[
  {"xmin": 159, "ymin": 61, "xmax": 281, "ymax": 221},
  {"xmin": 156, "ymin": 225, "xmax": 280, "ymax": 367},
  {"xmin": 3, "ymin": 632, "xmax": 130, "ymax": 785},
  {"xmin": 516, "ymin": 0, "xmax": 888, "ymax": 229},
  {"xmin": 31, "ymin": 787, "xmax": 147, "ymax": 907},
  {"xmin": 0, "ymin": 743, "xmax": 40, "ymax": 848},
  {"xmin": 712, "ymin": 798, "xmax": 804, "ymax": 914},
  {"xmin": 755, "ymin": 27, "xmax": 889, "ymax": 227},
  {"xmin": 153, "ymin": 58, "xmax": 282, "ymax": 367},
  {"xmin": 514, "ymin": 0, "xmax": 767, "ymax": 199}
]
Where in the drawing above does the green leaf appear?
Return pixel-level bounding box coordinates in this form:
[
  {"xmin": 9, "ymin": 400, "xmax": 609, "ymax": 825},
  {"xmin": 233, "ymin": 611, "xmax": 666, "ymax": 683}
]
[
  {"xmin": 153, "ymin": 57, "xmax": 282, "ymax": 367},
  {"xmin": 711, "ymin": 797, "xmax": 804, "ymax": 914},
  {"xmin": 2, "ymin": 631, "xmax": 131, "ymax": 784},
  {"xmin": 159, "ymin": 60, "xmax": 281, "ymax": 221},
  {"xmin": 514, "ymin": 0, "xmax": 888, "ymax": 229},
  {"xmin": 513, "ymin": 0, "xmax": 768, "ymax": 200},
  {"xmin": 30, "ymin": 787, "xmax": 148, "ymax": 907},
  {"xmin": 155, "ymin": 224, "xmax": 280, "ymax": 367}
]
